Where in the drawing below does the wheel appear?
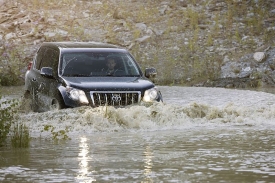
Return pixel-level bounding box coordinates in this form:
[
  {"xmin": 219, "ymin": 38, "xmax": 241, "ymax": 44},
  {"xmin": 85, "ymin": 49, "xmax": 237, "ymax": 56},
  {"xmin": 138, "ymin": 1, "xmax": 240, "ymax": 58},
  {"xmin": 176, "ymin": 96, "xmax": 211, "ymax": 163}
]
[
  {"xmin": 22, "ymin": 90, "xmax": 39, "ymax": 112},
  {"xmin": 20, "ymin": 91, "xmax": 33, "ymax": 112},
  {"xmin": 50, "ymin": 93, "xmax": 65, "ymax": 111},
  {"xmin": 30, "ymin": 88, "xmax": 39, "ymax": 112}
]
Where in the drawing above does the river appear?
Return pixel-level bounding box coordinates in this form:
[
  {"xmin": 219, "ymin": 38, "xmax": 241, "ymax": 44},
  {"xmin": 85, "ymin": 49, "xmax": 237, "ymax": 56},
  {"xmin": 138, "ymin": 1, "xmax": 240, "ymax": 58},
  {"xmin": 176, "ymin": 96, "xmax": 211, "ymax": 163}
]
[{"xmin": 0, "ymin": 86, "xmax": 275, "ymax": 182}]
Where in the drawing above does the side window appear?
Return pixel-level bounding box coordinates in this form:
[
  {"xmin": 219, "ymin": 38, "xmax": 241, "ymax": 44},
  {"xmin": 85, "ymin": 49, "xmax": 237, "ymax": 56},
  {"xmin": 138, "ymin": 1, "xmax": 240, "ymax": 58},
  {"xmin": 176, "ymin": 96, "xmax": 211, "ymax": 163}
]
[
  {"xmin": 51, "ymin": 50, "xmax": 59, "ymax": 76},
  {"xmin": 39, "ymin": 48, "xmax": 59, "ymax": 70},
  {"xmin": 39, "ymin": 49, "xmax": 52, "ymax": 69},
  {"xmin": 52, "ymin": 50, "xmax": 59, "ymax": 69},
  {"xmin": 34, "ymin": 46, "xmax": 47, "ymax": 70}
]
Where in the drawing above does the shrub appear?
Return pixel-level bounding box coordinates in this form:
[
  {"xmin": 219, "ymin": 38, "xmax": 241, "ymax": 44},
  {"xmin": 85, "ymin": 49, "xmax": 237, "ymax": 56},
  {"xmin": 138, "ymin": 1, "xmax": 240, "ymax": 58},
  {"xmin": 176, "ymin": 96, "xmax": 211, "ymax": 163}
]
[
  {"xmin": 0, "ymin": 93, "xmax": 30, "ymax": 147},
  {"xmin": 10, "ymin": 122, "xmax": 30, "ymax": 148},
  {"xmin": 43, "ymin": 125, "xmax": 70, "ymax": 142},
  {"xmin": 0, "ymin": 96, "xmax": 17, "ymax": 146}
]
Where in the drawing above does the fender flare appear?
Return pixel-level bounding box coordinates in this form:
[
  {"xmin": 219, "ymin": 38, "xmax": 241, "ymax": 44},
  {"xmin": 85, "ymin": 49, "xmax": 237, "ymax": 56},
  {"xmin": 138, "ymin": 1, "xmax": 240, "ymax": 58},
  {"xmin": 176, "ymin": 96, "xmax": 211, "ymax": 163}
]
[
  {"xmin": 57, "ymin": 85, "xmax": 70, "ymax": 106},
  {"xmin": 57, "ymin": 85, "xmax": 80, "ymax": 107}
]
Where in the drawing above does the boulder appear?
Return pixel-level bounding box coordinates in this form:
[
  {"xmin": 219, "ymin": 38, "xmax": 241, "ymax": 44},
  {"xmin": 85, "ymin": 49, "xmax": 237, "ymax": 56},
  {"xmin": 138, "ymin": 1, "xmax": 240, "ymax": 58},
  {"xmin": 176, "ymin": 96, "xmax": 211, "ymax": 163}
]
[{"xmin": 253, "ymin": 52, "xmax": 266, "ymax": 63}]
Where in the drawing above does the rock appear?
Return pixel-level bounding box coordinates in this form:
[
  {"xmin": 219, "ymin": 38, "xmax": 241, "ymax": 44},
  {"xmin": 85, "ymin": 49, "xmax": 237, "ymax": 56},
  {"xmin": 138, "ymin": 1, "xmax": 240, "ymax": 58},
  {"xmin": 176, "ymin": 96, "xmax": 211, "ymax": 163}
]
[
  {"xmin": 220, "ymin": 62, "xmax": 239, "ymax": 78},
  {"xmin": 33, "ymin": 39, "xmax": 42, "ymax": 45},
  {"xmin": 117, "ymin": 20, "xmax": 127, "ymax": 27},
  {"xmin": 253, "ymin": 52, "xmax": 266, "ymax": 63},
  {"xmin": 159, "ymin": 4, "xmax": 169, "ymax": 15},
  {"xmin": 146, "ymin": 28, "xmax": 154, "ymax": 35},
  {"xmin": 170, "ymin": 26, "xmax": 178, "ymax": 32},
  {"xmin": 113, "ymin": 8, "xmax": 124, "ymax": 19},
  {"xmin": 269, "ymin": 9, "xmax": 275, "ymax": 17},
  {"xmin": 135, "ymin": 35, "xmax": 150, "ymax": 43},
  {"xmin": 0, "ymin": 0, "xmax": 5, "ymax": 6},
  {"xmin": 92, "ymin": 1, "xmax": 102, "ymax": 5},
  {"xmin": 12, "ymin": 12, "xmax": 27, "ymax": 19},
  {"xmin": 239, "ymin": 67, "xmax": 252, "ymax": 78},
  {"xmin": 265, "ymin": 17, "xmax": 275, "ymax": 23},
  {"xmin": 19, "ymin": 22, "xmax": 32, "ymax": 34},
  {"xmin": 0, "ymin": 16, "xmax": 7, "ymax": 24},
  {"xmin": 5, "ymin": 32, "xmax": 16, "ymax": 40},
  {"xmin": 153, "ymin": 29, "xmax": 164, "ymax": 36},
  {"xmin": 270, "ymin": 70, "xmax": 275, "ymax": 82},
  {"xmin": 178, "ymin": 0, "xmax": 188, "ymax": 7},
  {"xmin": 225, "ymin": 83, "xmax": 234, "ymax": 88},
  {"xmin": 223, "ymin": 55, "xmax": 230, "ymax": 64},
  {"xmin": 44, "ymin": 32, "xmax": 56, "ymax": 38},
  {"xmin": 269, "ymin": 55, "xmax": 275, "ymax": 70},
  {"xmin": 56, "ymin": 29, "xmax": 68, "ymax": 36},
  {"xmin": 0, "ymin": 24, "xmax": 9, "ymax": 32},
  {"xmin": 255, "ymin": 45, "xmax": 267, "ymax": 52},
  {"xmin": 127, "ymin": 42, "xmax": 135, "ymax": 50},
  {"xmin": 135, "ymin": 23, "xmax": 147, "ymax": 32},
  {"xmin": 83, "ymin": 12, "xmax": 89, "ymax": 18},
  {"xmin": 198, "ymin": 25, "xmax": 208, "ymax": 29}
]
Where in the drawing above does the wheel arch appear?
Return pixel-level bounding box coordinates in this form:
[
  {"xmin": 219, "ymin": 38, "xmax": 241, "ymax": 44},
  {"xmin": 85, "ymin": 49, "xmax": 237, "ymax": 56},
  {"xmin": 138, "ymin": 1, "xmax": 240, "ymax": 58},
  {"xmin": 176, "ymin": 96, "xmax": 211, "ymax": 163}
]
[{"xmin": 57, "ymin": 85, "xmax": 69, "ymax": 107}]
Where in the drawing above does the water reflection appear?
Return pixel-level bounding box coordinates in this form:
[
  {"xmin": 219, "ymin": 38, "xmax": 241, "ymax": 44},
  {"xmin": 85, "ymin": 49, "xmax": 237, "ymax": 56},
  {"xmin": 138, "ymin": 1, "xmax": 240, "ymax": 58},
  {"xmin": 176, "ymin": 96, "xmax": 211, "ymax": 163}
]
[
  {"xmin": 143, "ymin": 145, "xmax": 154, "ymax": 182},
  {"xmin": 0, "ymin": 148, "xmax": 30, "ymax": 167},
  {"xmin": 76, "ymin": 137, "xmax": 95, "ymax": 183}
]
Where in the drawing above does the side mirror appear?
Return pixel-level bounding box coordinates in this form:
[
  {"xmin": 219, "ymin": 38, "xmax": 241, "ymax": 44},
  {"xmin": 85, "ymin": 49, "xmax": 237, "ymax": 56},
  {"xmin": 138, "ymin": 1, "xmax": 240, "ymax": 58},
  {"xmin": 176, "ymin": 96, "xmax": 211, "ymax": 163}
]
[
  {"xmin": 40, "ymin": 67, "xmax": 54, "ymax": 78},
  {"xmin": 145, "ymin": 67, "xmax": 157, "ymax": 79}
]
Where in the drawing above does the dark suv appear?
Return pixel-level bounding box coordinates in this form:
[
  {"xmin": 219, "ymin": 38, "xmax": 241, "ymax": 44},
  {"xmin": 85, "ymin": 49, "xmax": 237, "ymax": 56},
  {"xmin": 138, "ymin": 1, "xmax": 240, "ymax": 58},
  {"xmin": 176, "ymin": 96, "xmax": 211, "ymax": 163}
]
[{"xmin": 24, "ymin": 42, "xmax": 162, "ymax": 112}]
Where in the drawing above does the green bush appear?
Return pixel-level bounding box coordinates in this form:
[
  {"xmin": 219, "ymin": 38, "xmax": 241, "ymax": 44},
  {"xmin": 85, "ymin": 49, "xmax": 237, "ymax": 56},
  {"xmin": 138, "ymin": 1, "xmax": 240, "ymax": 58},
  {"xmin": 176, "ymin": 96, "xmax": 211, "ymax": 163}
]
[
  {"xmin": 0, "ymin": 93, "xmax": 30, "ymax": 147},
  {"xmin": 0, "ymin": 95, "xmax": 17, "ymax": 146},
  {"xmin": 43, "ymin": 125, "xmax": 70, "ymax": 142},
  {"xmin": 10, "ymin": 122, "xmax": 30, "ymax": 148}
]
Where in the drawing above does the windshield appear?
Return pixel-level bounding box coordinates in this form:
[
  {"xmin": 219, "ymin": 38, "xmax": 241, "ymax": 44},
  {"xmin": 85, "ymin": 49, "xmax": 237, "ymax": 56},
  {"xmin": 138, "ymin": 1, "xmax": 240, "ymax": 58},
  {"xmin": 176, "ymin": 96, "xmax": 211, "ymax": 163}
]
[{"xmin": 60, "ymin": 51, "xmax": 141, "ymax": 77}]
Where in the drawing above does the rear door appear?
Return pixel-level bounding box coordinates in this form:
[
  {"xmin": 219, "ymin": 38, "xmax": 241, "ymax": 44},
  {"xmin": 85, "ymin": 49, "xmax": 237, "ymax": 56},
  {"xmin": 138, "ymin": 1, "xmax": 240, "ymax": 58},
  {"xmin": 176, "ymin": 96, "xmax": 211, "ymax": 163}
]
[
  {"xmin": 29, "ymin": 46, "xmax": 47, "ymax": 109},
  {"xmin": 36, "ymin": 47, "xmax": 59, "ymax": 109}
]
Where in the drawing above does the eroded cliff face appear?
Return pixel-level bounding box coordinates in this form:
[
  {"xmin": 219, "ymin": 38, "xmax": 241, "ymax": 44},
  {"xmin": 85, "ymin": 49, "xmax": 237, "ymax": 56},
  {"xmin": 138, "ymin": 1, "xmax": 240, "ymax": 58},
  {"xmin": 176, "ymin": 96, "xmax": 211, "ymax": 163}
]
[{"xmin": 1, "ymin": 0, "xmax": 275, "ymax": 88}]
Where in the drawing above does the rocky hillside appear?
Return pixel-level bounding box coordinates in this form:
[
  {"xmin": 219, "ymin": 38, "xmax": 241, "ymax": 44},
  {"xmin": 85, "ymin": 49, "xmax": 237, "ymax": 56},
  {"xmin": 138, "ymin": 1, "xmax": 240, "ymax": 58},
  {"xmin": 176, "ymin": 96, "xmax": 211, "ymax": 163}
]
[{"xmin": 1, "ymin": 0, "xmax": 275, "ymax": 88}]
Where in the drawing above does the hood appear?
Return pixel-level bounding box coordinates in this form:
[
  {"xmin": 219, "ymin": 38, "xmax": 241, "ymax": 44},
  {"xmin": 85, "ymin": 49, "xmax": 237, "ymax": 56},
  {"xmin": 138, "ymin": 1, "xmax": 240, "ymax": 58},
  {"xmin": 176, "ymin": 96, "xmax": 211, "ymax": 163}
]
[{"xmin": 61, "ymin": 76, "xmax": 155, "ymax": 91}]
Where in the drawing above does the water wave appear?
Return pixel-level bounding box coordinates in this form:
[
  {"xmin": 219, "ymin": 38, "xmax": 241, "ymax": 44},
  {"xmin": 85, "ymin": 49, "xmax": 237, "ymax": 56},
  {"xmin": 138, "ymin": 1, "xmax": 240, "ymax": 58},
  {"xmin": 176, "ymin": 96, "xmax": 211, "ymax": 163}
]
[
  {"xmin": 17, "ymin": 100, "xmax": 275, "ymax": 138},
  {"xmin": 3, "ymin": 86, "xmax": 275, "ymax": 137}
]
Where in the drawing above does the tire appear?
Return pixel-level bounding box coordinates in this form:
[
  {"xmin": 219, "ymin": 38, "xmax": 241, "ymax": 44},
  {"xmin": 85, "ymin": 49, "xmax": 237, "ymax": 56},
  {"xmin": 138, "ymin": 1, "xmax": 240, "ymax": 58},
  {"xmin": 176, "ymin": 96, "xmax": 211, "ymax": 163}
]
[
  {"xmin": 21, "ymin": 90, "xmax": 39, "ymax": 112},
  {"xmin": 50, "ymin": 93, "xmax": 65, "ymax": 111},
  {"xmin": 31, "ymin": 88, "xmax": 39, "ymax": 112},
  {"xmin": 20, "ymin": 91, "xmax": 33, "ymax": 112}
]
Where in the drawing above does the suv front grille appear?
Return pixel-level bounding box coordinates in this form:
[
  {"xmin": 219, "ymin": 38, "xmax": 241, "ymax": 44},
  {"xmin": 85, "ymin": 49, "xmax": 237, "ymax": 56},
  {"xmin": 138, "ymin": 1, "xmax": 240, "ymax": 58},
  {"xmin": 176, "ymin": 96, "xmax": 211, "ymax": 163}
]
[{"xmin": 90, "ymin": 91, "xmax": 141, "ymax": 107}]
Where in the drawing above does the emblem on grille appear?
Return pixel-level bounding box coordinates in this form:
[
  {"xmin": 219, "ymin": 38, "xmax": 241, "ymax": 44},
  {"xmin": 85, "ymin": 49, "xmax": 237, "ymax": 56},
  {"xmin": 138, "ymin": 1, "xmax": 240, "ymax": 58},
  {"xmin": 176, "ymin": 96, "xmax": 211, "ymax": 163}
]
[{"xmin": 111, "ymin": 94, "xmax": 121, "ymax": 102}]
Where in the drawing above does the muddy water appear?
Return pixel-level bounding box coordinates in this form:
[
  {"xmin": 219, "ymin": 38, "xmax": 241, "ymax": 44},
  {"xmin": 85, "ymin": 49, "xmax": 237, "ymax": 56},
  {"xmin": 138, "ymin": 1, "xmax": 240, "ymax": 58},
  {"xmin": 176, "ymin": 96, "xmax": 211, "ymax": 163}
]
[{"xmin": 1, "ymin": 86, "xmax": 275, "ymax": 182}]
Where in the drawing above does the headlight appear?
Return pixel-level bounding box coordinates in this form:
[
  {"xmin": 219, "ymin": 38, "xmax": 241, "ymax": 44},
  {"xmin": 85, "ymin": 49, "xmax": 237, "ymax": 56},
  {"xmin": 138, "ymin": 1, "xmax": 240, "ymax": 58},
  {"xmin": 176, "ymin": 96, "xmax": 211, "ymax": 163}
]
[
  {"xmin": 66, "ymin": 87, "xmax": 89, "ymax": 104},
  {"xmin": 143, "ymin": 87, "xmax": 159, "ymax": 102}
]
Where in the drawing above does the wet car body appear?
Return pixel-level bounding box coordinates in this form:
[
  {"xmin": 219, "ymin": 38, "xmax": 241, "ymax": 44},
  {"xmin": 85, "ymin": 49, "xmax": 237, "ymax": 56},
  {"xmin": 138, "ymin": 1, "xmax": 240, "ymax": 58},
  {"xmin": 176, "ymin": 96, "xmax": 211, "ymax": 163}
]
[{"xmin": 24, "ymin": 42, "xmax": 162, "ymax": 112}]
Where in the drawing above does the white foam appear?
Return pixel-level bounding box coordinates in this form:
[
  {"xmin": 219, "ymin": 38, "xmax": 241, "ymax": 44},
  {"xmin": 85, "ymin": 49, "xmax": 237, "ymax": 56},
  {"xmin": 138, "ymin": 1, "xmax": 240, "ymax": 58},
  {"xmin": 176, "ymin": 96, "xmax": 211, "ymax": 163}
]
[
  {"xmin": 5, "ymin": 86, "xmax": 275, "ymax": 138},
  {"xmin": 16, "ymin": 102, "xmax": 275, "ymax": 138}
]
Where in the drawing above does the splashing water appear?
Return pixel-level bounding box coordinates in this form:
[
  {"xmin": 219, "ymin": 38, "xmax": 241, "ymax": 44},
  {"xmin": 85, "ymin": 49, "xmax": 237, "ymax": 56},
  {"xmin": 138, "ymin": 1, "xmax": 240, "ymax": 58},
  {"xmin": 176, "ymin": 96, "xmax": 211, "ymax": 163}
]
[
  {"xmin": 14, "ymin": 86, "xmax": 275, "ymax": 138},
  {"xmin": 2, "ymin": 86, "xmax": 275, "ymax": 138}
]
